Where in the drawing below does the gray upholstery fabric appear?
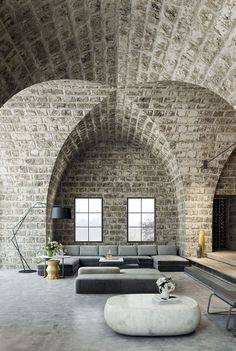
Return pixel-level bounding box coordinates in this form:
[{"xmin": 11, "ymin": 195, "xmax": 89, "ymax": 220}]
[
  {"xmin": 138, "ymin": 245, "xmax": 157, "ymax": 256},
  {"xmin": 75, "ymin": 271, "xmax": 164, "ymax": 294},
  {"xmin": 153, "ymin": 255, "xmax": 189, "ymax": 272},
  {"xmin": 80, "ymin": 246, "xmax": 99, "ymax": 256},
  {"xmin": 157, "ymin": 244, "xmax": 177, "ymax": 255},
  {"xmin": 77, "ymin": 256, "xmax": 100, "ymax": 266},
  {"xmin": 79, "ymin": 267, "xmax": 120, "ymax": 274},
  {"xmin": 152, "ymin": 255, "xmax": 188, "ymax": 262},
  {"xmin": 63, "ymin": 245, "xmax": 80, "ymax": 256},
  {"xmin": 98, "ymin": 245, "xmax": 118, "ymax": 256},
  {"xmin": 118, "ymin": 245, "xmax": 137, "ymax": 256}
]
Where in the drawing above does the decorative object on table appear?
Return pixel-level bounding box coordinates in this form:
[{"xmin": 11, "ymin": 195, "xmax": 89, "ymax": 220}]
[
  {"xmin": 105, "ymin": 249, "xmax": 113, "ymax": 260},
  {"xmin": 156, "ymin": 276, "xmax": 175, "ymax": 300},
  {"xmin": 198, "ymin": 228, "xmax": 205, "ymax": 255},
  {"xmin": 46, "ymin": 260, "xmax": 60, "ymax": 280},
  {"xmin": 10, "ymin": 201, "xmax": 71, "ymax": 273},
  {"xmin": 45, "ymin": 240, "xmax": 63, "ymax": 257},
  {"xmin": 196, "ymin": 244, "xmax": 202, "ymax": 258}
]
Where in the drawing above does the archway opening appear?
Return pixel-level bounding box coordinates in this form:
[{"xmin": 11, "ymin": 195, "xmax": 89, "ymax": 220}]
[{"xmin": 213, "ymin": 149, "xmax": 236, "ymax": 253}]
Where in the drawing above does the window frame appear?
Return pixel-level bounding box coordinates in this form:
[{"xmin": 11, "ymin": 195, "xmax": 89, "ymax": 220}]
[
  {"xmin": 127, "ymin": 197, "xmax": 156, "ymax": 243},
  {"xmin": 74, "ymin": 197, "xmax": 103, "ymax": 243}
]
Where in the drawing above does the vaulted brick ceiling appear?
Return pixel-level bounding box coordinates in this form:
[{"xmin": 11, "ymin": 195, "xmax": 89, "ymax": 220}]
[{"xmin": 0, "ymin": 0, "xmax": 236, "ymax": 107}]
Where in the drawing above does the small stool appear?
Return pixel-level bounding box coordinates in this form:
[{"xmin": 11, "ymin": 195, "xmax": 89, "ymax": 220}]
[{"xmin": 46, "ymin": 260, "xmax": 60, "ymax": 280}]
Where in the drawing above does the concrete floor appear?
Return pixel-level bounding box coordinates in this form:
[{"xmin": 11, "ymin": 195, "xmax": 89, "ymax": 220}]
[{"xmin": 0, "ymin": 270, "xmax": 235, "ymax": 351}]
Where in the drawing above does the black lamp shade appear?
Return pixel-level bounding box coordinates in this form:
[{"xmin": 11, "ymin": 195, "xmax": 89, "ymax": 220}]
[{"xmin": 52, "ymin": 206, "xmax": 71, "ymax": 219}]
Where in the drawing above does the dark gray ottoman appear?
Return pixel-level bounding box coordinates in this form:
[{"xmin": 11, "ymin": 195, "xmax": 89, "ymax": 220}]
[
  {"xmin": 75, "ymin": 269, "xmax": 164, "ymax": 294},
  {"xmin": 153, "ymin": 255, "xmax": 189, "ymax": 272}
]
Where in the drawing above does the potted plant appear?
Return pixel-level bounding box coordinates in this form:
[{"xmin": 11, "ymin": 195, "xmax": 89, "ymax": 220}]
[{"xmin": 45, "ymin": 240, "xmax": 63, "ymax": 257}]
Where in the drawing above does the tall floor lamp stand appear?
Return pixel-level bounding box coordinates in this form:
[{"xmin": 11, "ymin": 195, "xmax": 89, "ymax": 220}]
[{"xmin": 11, "ymin": 202, "xmax": 46, "ymax": 273}]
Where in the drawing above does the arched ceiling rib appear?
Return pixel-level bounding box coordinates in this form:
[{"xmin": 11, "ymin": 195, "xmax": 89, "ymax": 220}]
[{"xmin": 0, "ymin": 0, "xmax": 236, "ymax": 107}]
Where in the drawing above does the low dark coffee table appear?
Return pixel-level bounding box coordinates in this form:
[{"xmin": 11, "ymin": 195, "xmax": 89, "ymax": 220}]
[{"xmin": 99, "ymin": 257, "xmax": 124, "ymax": 267}]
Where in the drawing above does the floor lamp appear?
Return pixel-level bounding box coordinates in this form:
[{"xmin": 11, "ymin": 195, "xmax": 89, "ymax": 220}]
[
  {"xmin": 11, "ymin": 202, "xmax": 71, "ymax": 273},
  {"xmin": 202, "ymin": 142, "xmax": 236, "ymax": 170}
]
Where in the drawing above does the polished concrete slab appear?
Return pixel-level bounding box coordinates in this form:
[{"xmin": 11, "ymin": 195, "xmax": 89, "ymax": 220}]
[{"xmin": 0, "ymin": 269, "xmax": 235, "ymax": 351}]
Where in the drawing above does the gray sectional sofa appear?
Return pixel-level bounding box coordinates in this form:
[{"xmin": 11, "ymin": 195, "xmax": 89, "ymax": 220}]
[{"xmin": 37, "ymin": 244, "xmax": 189, "ymax": 276}]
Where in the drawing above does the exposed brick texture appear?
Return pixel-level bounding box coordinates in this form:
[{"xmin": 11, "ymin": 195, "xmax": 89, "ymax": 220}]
[
  {"xmin": 0, "ymin": 1, "xmax": 236, "ymax": 267},
  {"xmin": 0, "ymin": 80, "xmax": 113, "ymax": 267},
  {"xmin": 215, "ymin": 149, "xmax": 236, "ymax": 196},
  {"xmin": 1, "ymin": 1, "xmax": 236, "ymax": 107},
  {"xmin": 53, "ymin": 142, "xmax": 178, "ymax": 245}
]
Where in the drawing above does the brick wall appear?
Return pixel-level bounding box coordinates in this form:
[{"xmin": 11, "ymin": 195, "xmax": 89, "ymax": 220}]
[
  {"xmin": 1, "ymin": 79, "xmax": 236, "ymax": 268},
  {"xmin": 0, "ymin": 80, "xmax": 113, "ymax": 268},
  {"xmin": 215, "ymin": 149, "xmax": 236, "ymax": 196},
  {"xmin": 54, "ymin": 142, "xmax": 178, "ymax": 245}
]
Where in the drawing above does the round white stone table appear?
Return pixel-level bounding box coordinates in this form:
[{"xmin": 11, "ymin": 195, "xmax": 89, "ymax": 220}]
[{"xmin": 104, "ymin": 294, "xmax": 201, "ymax": 336}]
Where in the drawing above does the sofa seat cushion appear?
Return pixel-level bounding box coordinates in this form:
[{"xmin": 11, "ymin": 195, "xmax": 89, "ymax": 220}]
[
  {"xmin": 153, "ymin": 255, "xmax": 188, "ymax": 263},
  {"xmin": 153, "ymin": 255, "xmax": 189, "ymax": 272}
]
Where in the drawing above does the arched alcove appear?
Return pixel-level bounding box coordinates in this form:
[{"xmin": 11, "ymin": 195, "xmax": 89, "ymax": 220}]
[
  {"xmin": 213, "ymin": 148, "xmax": 236, "ymax": 251},
  {"xmin": 1, "ymin": 77, "xmax": 236, "ymax": 267},
  {"xmin": 47, "ymin": 97, "xmax": 184, "ymax": 247}
]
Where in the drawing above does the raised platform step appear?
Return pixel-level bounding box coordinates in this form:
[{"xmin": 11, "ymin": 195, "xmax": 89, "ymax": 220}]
[
  {"xmin": 206, "ymin": 251, "xmax": 236, "ymax": 267},
  {"xmin": 185, "ymin": 266, "xmax": 236, "ymax": 290},
  {"xmin": 187, "ymin": 257, "xmax": 236, "ymax": 285}
]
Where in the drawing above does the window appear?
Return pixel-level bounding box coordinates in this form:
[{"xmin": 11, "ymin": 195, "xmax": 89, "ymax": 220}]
[
  {"xmin": 75, "ymin": 198, "xmax": 102, "ymax": 242},
  {"xmin": 128, "ymin": 198, "xmax": 155, "ymax": 242}
]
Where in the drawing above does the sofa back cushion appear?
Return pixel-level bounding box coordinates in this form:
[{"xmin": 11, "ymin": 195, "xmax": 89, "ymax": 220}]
[
  {"xmin": 63, "ymin": 245, "xmax": 80, "ymax": 256},
  {"xmin": 80, "ymin": 245, "xmax": 98, "ymax": 256},
  {"xmin": 138, "ymin": 245, "xmax": 157, "ymax": 256},
  {"xmin": 118, "ymin": 245, "xmax": 137, "ymax": 256},
  {"xmin": 99, "ymin": 245, "xmax": 118, "ymax": 256},
  {"xmin": 157, "ymin": 244, "xmax": 177, "ymax": 255}
]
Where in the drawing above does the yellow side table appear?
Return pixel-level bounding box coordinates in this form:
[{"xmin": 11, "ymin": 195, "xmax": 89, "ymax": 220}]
[{"xmin": 46, "ymin": 260, "xmax": 60, "ymax": 280}]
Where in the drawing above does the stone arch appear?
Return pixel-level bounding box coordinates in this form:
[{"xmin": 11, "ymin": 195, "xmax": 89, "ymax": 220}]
[
  {"xmin": 119, "ymin": 80, "xmax": 236, "ymax": 256},
  {"xmin": 0, "ymin": 79, "xmax": 113, "ymax": 267},
  {"xmin": 47, "ymin": 94, "xmax": 184, "ymax": 246},
  {"xmin": 212, "ymin": 148, "xmax": 236, "ymax": 251}
]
